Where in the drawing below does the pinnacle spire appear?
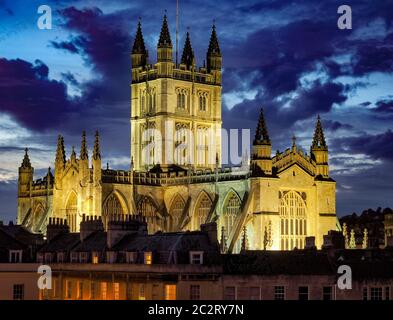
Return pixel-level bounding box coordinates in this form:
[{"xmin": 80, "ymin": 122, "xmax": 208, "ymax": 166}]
[
  {"xmin": 241, "ymin": 225, "xmax": 248, "ymax": 252},
  {"xmin": 253, "ymin": 108, "xmax": 271, "ymax": 145},
  {"xmin": 55, "ymin": 135, "xmax": 66, "ymax": 166},
  {"xmin": 158, "ymin": 14, "xmax": 172, "ymax": 47},
  {"xmin": 207, "ymin": 23, "xmax": 221, "ymax": 56},
  {"xmin": 21, "ymin": 148, "xmax": 31, "ymax": 168},
  {"xmin": 132, "ymin": 20, "xmax": 147, "ymax": 54},
  {"xmin": 181, "ymin": 31, "xmax": 194, "ymax": 69},
  {"xmin": 70, "ymin": 146, "xmax": 76, "ymax": 161},
  {"xmin": 312, "ymin": 115, "xmax": 327, "ymax": 149},
  {"xmin": 93, "ymin": 130, "xmax": 101, "ymax": 160},
  {"xmin": 80, "ymin": 131, "xmax": 88, "ymax": 160}
]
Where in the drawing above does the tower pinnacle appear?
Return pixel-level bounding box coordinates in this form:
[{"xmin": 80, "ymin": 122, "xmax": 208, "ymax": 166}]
[
  {"xmin": 158, "ymin": 14, "xmax": 172, "ymax": 48},
  {"xmin": 80, "ymin": 131, "xmax": 88, "ymax": 160},
  {"xmin": 93, "ymin": 130, "xmax": 101, "ymax": 160},
  {"xmin": 253, "ymin": 108, "xmax": 271, "ymax": 145},
  {"xmin": 181, "ymin": 31, "xmax": 194, "ymax": 69},
  {"xmin": 312, "ymin": 115, "xmax": 327, "ymax": 150},
  {"xmin": 21, "ymin": 148, "xmax": 31, "ymax": 168}
]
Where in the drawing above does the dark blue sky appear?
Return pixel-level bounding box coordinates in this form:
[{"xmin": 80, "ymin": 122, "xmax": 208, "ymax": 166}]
[{"xmin": 0, "ymin": 0, "xmax": 392, "ymax": 223}]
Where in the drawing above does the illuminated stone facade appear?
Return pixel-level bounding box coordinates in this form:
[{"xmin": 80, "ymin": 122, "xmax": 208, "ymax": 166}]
[{"xmin": 17, "ymin": 16, "xmax": 337, "ymax": 251}]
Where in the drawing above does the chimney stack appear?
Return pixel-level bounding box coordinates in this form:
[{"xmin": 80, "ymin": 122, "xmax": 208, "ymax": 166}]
[
  {"xmin": 46, "ymin": 217, "xmax": 69, "ymax": 242},
  {"xmin": 201, "ymin": 222, "xmax": 218, "ymax": 246},
  {"xmin": 80, "ymin": 214, "xmax": 104, "ymax": 242}
]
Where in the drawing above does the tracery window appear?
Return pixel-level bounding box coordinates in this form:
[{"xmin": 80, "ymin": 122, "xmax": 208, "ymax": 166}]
[
  {"xmin": 279, "ymin": 191, "xmax": 307, "ymax": 250},
  {"xmin": 169, "ymin": 195, "xmax": 185, "ymax": 231},
  {"xmin": 193, "ymin": 192, "xmax": 212, "ymax": 230},
  {"xmin": 138, "ymin": 196, "xmax": 161, "ymax": 234},
  {"xmin": 221, "ymin": 192, "xmax": 241, "ymax": 253}
]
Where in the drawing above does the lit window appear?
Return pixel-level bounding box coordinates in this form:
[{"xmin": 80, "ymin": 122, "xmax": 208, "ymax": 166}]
[
  {"xmin": 77, "ymin": 281, "xmax": 83, "ymax": 300},
  {"xmin": 144, "ymin": 252, "xmax": 152, "ymax": 265},
  {"xmin": 114, "ymin": 283, "xmax": 120, "ymax": 300},
  {"xmin": 139, "ymin": 284, "xmax": 146, "ymax": 300},
  {"xmin": 298, "ymin": 286, "xmax": 308, "ymax": 300},
  {"xmin": 190, "ymin": 251, "xmax": 203, "ymax": 265},
  {"xmin": 101, "ymin": 282, "xmax": 107, "ymax": 300},
  {"xmin": 370, "ymin": 287, "xmax": 383, "ymax": 301},
  {"xmin": 165, "ymin": 284, "xmax": 177, "ymax": 300},
  {"xmin": 65, "ymin": 280, "xmax": 72, "ymax": 299},
  {"xmin": 90, "ymin": 282, "xmax": 96, "ymax": 300},
  {"xmin": 190, "ymin": 285, "xmax": 200, "ymax": 300},
  {"xmin": 13, "ymin": 284, "xmax": 24, "ymax": 300},
  {"xmin": 274, "ymin": 286, "xmax": 285, "ymax": 300},
  {"xmin": 92, "ymin": 255, "xmax": 99, "ymax": 264}
]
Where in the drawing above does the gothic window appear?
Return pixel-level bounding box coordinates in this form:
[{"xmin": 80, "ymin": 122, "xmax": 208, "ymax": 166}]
[
  {"xmin": 193, "ymin": 192, "xmax": 212, "ymax": 230},
  {"xmin": 196, "ymin": 126, "xmax": 209, "ymax": 167},
  {"xmin": 199, "ymin": 95, "xmax": 207, "ymax": 111},
  {"xmin": 103, "ymin": 193, "xmax": 124, "ymax": 228},
  {"xmin": 66, "ymin": 192, "xmax": 78, "ymax": 232},
  {"xmin": 141, "ymin": 122, "xmax": 156, "ymax": 167},
  {"xmin": 221, "ymin": 192, "xmax": 242, "ymax": 253},
  {"xmin": 169, "ymin": 195, "xmax": 185, "ymax": 231},
  {"xmin": 137, "ymin": 196, "xmax": 161, "ymax": 234},
  {"xmin": 279, "ymin": 191, "xmax": 307, "ymax": 250},
  {"xmin": 177, "ymin": 93, "xmax": 186, "ymax": 109},
  {"xmin": 31, "ymin": 203, "xmax": 44, "ymax": 233},
  {"xmin": 140, "ymin": 95, "xmax": 145, "ymax": 113},
  {"xmin": 175, "ymin": 123, "xmax": 190, "ymax": 165}
]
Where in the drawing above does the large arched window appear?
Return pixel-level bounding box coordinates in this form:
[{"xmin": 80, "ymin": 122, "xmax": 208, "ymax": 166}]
[
  {"xmin": 138, "ymin": 196, "xmax": 161, "ymax": 234},
  {"xmin": 169, "ymin": 195, "xmax": 185, "ymax": 231},
  {"xmin": 279, "ymin": 191, "xmax": 307, "ymax": 250},
  {"xmin": 193, "ymin": 192, "xmax": 212, "ymax": 230},
  {"xmin": 221, "ymin": 191, "xmax": 241, "ymax": 252},
  {"xmin": 103, "ymin": 193, "xmax": 124, "ymax": 228},
  {"xmin": 66, "ymin": 192, "xmax": 78, "ymax": 232}
]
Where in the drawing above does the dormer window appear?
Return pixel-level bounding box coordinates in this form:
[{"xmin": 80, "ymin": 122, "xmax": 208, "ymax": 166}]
[
  {"xmin": 92, "ymin": 253, "xmax": 99, "ymax": 264},
  {"xmin": 126, "ymin": 252, "xmax": 137, "ymax": 264},
  {"xmin": 144, "ymin": 252, "xmax": 152, "ymax": 265},
  {"xmin": 80, "ymin": 252, "xmax": 88, "ymax": 263},
  {"xmin": 189, "ymin": 251, "xmax": 203, "ymax": 265},
  {"xmin": 57, "ymin": 252, "xmax": 65, "ymax": 263},
  {"xmin": 44, "ymin": 252, "xmax": 52, "ymax": 263},
  {"xmin": 9, "ymin": 250, "xmax": 22, "ymax": 263},
  {"xmin": 106, "ymin": 251, "xmax": 117, "ymax": 264},
  {"xmin": 70, "ymin": 252, "xmax": 78, "ymax": 263}
]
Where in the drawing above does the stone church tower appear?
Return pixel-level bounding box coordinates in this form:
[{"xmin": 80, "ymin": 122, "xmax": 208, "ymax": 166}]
[
  {"xmin": 16, "ymin": 14, "xmax": 337, "ymax": 251},
  {"xmin": 131, "ymin": 16, "xmax": 222, "ymax": 170}
]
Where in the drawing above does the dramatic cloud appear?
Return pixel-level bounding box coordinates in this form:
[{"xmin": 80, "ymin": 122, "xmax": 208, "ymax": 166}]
[{"xmin": 0, "ymin": 58, "xmax": 74, "ymax": 131}]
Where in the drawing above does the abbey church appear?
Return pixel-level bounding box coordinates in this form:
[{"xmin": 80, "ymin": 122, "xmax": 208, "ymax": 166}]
[{"xmin": 17, "ymin": 16, "xmax": 337, "ymax": 252}]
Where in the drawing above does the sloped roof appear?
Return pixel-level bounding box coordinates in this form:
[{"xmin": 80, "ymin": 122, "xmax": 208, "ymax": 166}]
[
  {"xmin": 38, "ymin": 233, "xmax": 80, "ymax": 252},
  {"xmin": 223, "ymin": 250, "xmax": 334, "ymax": 275},
  {"xmin": 113, "ymin": 231, "xmax": 216, "ymax": 252},
  {"xmin": 72, "ymin": 231, "xmax": 107, "ymax": 252}
]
